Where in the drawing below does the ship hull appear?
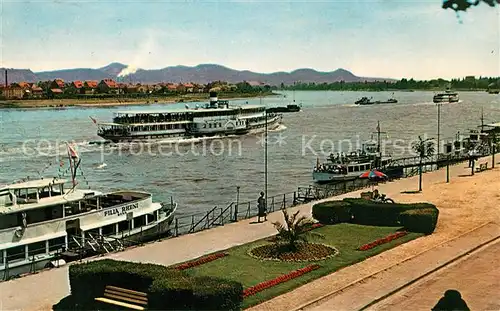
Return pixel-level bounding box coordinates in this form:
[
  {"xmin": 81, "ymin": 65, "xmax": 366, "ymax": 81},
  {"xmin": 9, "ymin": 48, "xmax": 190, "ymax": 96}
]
[{"xmin": 0, "ymin": 208, "xmax": 176, "ymax": 281}]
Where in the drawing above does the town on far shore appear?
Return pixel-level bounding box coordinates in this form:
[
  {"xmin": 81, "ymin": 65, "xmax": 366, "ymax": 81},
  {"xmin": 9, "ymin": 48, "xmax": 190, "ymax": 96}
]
[{"xmin": 0, "ymin": 77, "xmax": 274, "ymax": 101}]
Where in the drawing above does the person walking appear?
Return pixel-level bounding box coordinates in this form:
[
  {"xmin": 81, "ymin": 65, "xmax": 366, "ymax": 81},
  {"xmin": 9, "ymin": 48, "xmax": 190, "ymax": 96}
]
[{"xmin": 257, "ymin": 191, "xmax": 267, "ymax": 223}]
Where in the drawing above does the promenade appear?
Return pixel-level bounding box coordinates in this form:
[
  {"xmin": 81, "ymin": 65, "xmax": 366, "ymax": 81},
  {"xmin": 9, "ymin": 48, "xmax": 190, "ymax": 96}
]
[{"xmin": 0, "ymin": 154, "xmax": 499, "ymax": 311}]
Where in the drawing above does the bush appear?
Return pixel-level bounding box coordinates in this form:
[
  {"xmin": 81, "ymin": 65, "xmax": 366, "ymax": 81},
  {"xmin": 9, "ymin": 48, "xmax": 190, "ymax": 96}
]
[
  {"xmin": 399, "ymin": 207, "xmax": 439, "ymax": 234},
  {"xmin": 342, "ymin": 198, "xmax": 408, "ymax": 226},
  {"xmin": 191, "ymin": 276, "xmax": 244, "ymax": 310},
  {"xmin": 69, "ymin": 259, "xmax": 243, "ymax": 310},
  {"xmin": 312, "ymin": 200, "xmax": 352, "ymax": 224},
  {"xmin": 312, "ymin": 198, "xmax": 439, "ymax": 234}
]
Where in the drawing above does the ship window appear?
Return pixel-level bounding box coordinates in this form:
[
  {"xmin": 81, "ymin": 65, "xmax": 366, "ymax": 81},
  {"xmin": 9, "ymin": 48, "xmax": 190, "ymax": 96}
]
[
  {"xmin": 49, "ymin": 237, "xmax": 66, "ymax": 252},
  {"xmin": 102, "ymin": 224, "xmax": 115, "ymax": 236},
  {"xmin": 28, "ymin": 241, "xmax": 47, "ymax": 257},
  {"xmin": 134, "ymin": 215, "xmax": 146, "ymax": 228},
  {"xmin": 7, "ymin": 245, "xmax": 25, "ymax": 263},
  {"xmin": 118, "ymin": 220, "xmax": 129, "ymax": 232},
  {"xmin": 348, "ymin": 166, "xmax": 354, "ymax": 172}
]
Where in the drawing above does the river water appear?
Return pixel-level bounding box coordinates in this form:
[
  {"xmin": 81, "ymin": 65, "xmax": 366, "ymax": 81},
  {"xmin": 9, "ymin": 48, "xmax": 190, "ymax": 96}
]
[{"xmin": 1, "ymin": 91, "xmax": 499, "ymax": 218}]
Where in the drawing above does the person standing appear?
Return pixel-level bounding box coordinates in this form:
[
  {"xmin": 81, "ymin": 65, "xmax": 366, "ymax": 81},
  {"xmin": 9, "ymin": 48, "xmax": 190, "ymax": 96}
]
[{"xmin": 257, "ymin": 191, "xmax": 267, "ymax": 222}]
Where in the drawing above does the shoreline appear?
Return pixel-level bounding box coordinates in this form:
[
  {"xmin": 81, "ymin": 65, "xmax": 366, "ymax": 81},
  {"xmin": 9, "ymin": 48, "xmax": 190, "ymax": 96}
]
[{"xmin": 0, "ymin": 92, "xmax": 279, "ymax": 109}]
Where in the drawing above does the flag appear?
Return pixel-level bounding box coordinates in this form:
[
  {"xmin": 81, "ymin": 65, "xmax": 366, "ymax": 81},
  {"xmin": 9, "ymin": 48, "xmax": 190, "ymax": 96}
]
[
  {"xmin": 60, "ymin": 160, "xmax": 64, "ymax": 167},
  {"xmin": 89, "ymin": 116, "xmax": 97, "ymax": 124},
  {"xmin": 67, "ymin": 144, "xmax": 79, "ymax": 159}
]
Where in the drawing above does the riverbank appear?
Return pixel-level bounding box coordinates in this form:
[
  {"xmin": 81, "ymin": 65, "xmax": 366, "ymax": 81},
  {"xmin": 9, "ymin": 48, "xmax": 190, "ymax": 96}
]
[
  {"xmin": 0, "ymin": 91, "xmax": 278, "ymax": 109},
  {"xmin": 0, "ymin": 154, "xmax": 498, "ymax": 311}
]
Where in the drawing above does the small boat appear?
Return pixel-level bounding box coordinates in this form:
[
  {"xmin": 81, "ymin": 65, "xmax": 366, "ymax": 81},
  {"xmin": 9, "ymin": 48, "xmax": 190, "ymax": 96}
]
[
  {"xmin": 355, "ymin": 96, "xmax": 398, "ymax": 105},
  {"xmin": 266, "ymin": 103, "xmax": 301, "ymax": 113},
  {"xmin": 433, "ymin": 89, "xmax": 459, "ymax": 103},
  {"xmin": 0, "ymin": 145, "xmax": 177, "ymax": 280},
  {"xmin": 488, "ymin": 90, "xmax": 499, "ymax": 94}
]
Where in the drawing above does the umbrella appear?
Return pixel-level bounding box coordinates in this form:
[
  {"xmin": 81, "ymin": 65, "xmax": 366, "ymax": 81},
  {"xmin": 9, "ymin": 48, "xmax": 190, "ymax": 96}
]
[{"xmin": 359, "ymin": 169, "xmax": 387, "ymax": 179}]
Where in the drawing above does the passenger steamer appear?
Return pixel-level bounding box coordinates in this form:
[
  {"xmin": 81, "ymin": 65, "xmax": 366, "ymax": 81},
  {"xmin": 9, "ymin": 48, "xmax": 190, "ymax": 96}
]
[
  {"xmin": 0, "ymin": 146, "xmax": 177, "ymax": 280},
  {"xmin": 97, "ymin": 92, "xmax": 283, "ymax": 143}
]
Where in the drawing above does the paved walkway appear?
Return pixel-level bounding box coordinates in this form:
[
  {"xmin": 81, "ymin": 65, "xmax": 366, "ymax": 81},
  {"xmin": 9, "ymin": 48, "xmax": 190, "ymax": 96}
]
[
  {"xmin": 0, "ymin": 154, "xmax": 498, "ymax": 311},
  {"xmin": 302, "ymin": 223, "xmax": 500, "ymax": 311},
  {"xmin": 365, "ymin": 239, "xmax": 500, "ymax": 311}
]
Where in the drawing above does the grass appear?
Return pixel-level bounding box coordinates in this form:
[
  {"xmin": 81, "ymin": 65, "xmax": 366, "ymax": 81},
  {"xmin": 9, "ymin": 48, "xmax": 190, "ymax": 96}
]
[{"xmin": 177, "ymin": 223, "xmax": 423, "ymax": 308}]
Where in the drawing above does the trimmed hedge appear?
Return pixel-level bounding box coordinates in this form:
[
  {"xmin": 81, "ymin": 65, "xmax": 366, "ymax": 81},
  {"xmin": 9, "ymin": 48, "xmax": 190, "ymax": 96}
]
[
  {"xmin": 312, "ymin": 199, "xmax": 439, "ymax": 234},
  {"xmin": 69, "ymin": 259, "xmax": 243, "ymax": 310},
  {"xmin": 399, "ymin": 207, "xmax": 439, "ymax": 234},
  {"xmin": 311, "ymin": 200, "xmax": 352, "ymax": 224}
]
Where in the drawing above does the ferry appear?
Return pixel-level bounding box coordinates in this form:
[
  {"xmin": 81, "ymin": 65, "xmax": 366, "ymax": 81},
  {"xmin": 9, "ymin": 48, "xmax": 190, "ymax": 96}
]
[
  {"xmin": 0, "ymin": 146, "xmax": 177, "ymax": 280},
  {"xmin": 433, "ymin": 89, "xmax": 459, "ymax": 103},
  {"xmin": 312, "ymin": 143, "xmax": 393, "ymax": 183},
  {"xmin": 97, "ymin": 92, "xmax": 283, "ymax": 143}
]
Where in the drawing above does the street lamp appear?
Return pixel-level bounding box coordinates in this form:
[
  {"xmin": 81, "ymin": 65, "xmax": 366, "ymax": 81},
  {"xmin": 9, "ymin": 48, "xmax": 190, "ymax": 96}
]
[
  {"xmin": 264, "ymin": 95, "xmax": 268, "ymax": 214},
  {"xmin": 437, "ymin": 102, "xmax": 441, "ymax": 157}
]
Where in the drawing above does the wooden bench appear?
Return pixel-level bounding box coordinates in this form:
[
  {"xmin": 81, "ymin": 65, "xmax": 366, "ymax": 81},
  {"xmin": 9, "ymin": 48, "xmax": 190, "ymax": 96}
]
[
  {"xmin": 475, "ymin": 162, "xmax": 488, "ymax": 173},
  {"xmin": 95, "ymin": 285, "xmax": 148, "ymax": 310}
]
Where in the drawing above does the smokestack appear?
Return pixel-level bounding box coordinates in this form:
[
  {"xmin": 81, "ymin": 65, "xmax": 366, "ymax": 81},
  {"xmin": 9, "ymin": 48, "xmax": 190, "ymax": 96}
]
[
  {"xmin": 209, "ymin": 91, "xmax": 218, "ymax": 108},
  {"xmin": 4, "ymin": 69, "xmax": 7, "ymax": 87}
]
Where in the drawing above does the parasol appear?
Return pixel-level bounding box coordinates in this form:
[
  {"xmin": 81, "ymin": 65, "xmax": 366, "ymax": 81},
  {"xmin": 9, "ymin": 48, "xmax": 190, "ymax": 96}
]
[{"xmin": 359, "ymin": 169, "xmax": 387, "ymax": 179}]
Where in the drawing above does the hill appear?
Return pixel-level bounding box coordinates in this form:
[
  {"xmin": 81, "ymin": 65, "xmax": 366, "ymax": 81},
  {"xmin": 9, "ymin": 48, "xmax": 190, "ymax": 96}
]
[{"xmin": 0, "ymin": 63, "xmax": 393, "ymax": 85}]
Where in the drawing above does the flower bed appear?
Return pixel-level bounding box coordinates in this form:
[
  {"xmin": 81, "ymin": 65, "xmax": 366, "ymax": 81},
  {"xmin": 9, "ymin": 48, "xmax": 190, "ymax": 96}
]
[
  {"xmin": 357, "ymin": 231, "xmax": 408, "ymax": 251},
  {"xmin": 243, "ymin": 264, "xmax": 321, "ymax": 298},
  {"xmin": 174, "ymin": 252, "xmax": 228, "ymax": 270},
  {"xmin": 249, "ymin": 243, "xmax": 337, "ymax": 262}
]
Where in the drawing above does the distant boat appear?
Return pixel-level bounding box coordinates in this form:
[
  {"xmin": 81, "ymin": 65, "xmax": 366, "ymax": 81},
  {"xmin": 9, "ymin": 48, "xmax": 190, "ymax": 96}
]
[
  {"xmin": 266, "ymin": 104, "xmax": 301, "ymax": 113},
  {"xmin": 433, "ymin": 89, "xmax": 459, "ymax": 103},
  {"xmin": 355, "ymin": 96, "xmax": 398, "ymax": 105}
]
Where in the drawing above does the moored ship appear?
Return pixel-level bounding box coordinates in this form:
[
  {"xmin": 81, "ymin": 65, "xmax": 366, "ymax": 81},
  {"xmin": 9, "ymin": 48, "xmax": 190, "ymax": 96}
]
[
  {"xmin": 97, "ymin": 92, "xmax": 283, "ymax": 143},
  {"xmin": 312, "ymin": 143, "xmax": 393, "ymax": 183},
  {"xmin": 0, "ymin": 146, "xmax": 177, "ymax": 280}
]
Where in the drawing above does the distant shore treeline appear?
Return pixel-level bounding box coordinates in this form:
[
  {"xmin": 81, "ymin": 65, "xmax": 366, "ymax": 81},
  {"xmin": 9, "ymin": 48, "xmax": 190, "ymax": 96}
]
[{"xmin": 280, "ymin": 76, "xmax": 500, "ymax": 91}]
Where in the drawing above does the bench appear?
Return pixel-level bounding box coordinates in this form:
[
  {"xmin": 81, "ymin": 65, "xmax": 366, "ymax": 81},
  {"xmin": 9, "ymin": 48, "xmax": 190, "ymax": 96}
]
[
  {"xmin": 95, "ymin": 285, "xmax": 148, "ymax": 310},
  {"xmin": 475, "ymin": 162, "xmax": 488, "ymax": 173}
]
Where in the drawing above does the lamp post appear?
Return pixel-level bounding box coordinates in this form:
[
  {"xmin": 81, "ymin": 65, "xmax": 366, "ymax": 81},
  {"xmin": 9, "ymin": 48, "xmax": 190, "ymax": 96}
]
[
  {"xmin": 264, "ymin": 96, "xmax": 268, "ymax": 214},
  {"xmin": 437, "ymin": 102, "xmax": 441, "ymax": 157}
]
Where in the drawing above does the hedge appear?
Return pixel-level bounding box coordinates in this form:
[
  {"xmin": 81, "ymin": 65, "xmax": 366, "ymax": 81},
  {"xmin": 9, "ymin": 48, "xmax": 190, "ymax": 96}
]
[
  {"xmin": 311, "ymin": 200, "xmax": 352, "ymax": 224},
  {"xmin": 399, "ymin": 207, "xmax": 439, "ymax": 234},
  {"xmin": 69, "ymin": 259, "xmax": 243, "ymax": 310},
  {"xmin": 312, "ymin": 199, "xmax": 439, "ymax": 234}
]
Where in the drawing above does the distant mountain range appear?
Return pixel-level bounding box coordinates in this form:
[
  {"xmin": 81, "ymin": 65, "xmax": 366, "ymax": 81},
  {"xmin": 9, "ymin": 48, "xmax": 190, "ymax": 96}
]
[{"xmin": 0, "ymin": 63, "xmax": 394, "ymax": 85}]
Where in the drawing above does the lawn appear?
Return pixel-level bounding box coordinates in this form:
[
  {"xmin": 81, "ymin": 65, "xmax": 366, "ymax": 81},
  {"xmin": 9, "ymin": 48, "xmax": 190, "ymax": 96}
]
[{"xmin": 177, "ymin": 223, "xmax": 423, "ymax": 308}]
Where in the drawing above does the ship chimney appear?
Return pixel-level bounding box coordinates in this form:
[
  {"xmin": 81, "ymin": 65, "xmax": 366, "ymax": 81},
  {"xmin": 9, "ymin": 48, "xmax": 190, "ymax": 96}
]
[
  {"xmin": 209, "ymin": 91, "xmax": 218, "ymax": 108},
  {"xmin": 4, "ymin": 69, "xmax": 7, "ymax": 87}
]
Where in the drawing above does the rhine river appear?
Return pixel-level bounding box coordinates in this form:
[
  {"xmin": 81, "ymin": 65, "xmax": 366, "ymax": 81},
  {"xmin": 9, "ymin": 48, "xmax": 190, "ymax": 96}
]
[{"xmin": 1, "ymin": 91, "xmax": 499, "ymax": 220}]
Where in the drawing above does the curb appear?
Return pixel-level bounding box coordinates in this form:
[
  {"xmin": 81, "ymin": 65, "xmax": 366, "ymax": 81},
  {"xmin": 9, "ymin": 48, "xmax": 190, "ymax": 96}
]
[
  {"xmin": 359, "ymin": 234, "xmax": 500, "ymax": 310},
  {"xmin": 291, "ymin": 221, "xmax": 497, "ymax": 311}
]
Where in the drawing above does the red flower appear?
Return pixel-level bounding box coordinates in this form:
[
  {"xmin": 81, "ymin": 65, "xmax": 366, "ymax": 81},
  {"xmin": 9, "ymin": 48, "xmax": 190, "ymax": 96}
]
[
  {"xmin": 243, "ymin": 265, "xmax": 320, "ymax": 298},
  {"xmin": 175, "ymin": 253, "xmax": 228, "ymax": 270},
  {"xmin": 357, "ymin": 231, "xmax": 408, "ymax": 251}
]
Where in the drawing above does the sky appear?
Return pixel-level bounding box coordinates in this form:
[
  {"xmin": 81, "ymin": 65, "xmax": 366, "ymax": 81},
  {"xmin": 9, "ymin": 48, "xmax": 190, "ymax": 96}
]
[{"xmin": 1, "ymin": 0, "xmax": 499, "ymax": 80}]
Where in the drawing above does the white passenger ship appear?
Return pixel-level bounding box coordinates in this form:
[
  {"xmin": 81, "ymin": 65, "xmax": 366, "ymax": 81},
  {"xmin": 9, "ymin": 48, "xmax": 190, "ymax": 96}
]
[
  {"xmin": 97, "ymin": 92, "xmax": 283, "ymax": 142},
  {"xmin": 0, "ymin": 146, "xmax": 177, "ymax": 280}
]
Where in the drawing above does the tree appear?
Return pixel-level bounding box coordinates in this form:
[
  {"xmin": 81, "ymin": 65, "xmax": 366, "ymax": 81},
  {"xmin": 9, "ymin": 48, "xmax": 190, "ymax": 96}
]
[
  {"xmin": 412, "ymin": 136, "xmax": 436, "ymax": 192},
  {"xmin": 442, "ymin": 0, "xmax": 498, "ymax": 12},
  {"xmin": 272, "ymin": 209, "xmax": 323, "ymax": 252}
]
